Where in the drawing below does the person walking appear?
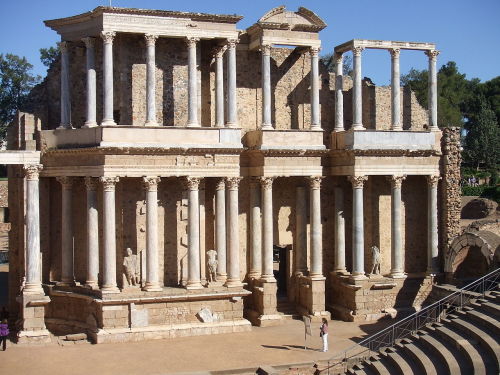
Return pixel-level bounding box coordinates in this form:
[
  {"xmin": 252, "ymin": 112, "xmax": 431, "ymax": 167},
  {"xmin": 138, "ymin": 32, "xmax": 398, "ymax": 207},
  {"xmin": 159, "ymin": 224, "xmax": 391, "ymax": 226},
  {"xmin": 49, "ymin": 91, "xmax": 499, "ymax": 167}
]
[
  {"xmin": 320, "ymin": 318, "xmax": 328, "ymax": 352},
  {"xmin": 0, "ymin": 319, "xmax": 8, "ymax": 351}
]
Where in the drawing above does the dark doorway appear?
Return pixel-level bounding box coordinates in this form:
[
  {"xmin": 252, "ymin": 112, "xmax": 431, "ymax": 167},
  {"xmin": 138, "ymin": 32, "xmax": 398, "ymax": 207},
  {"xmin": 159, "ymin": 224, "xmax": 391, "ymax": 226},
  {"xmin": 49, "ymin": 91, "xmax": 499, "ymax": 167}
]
[
  {"xmin": 273, "ymin": 245, "xmax": 288, "ymax": 297},
  {"xmin": 454, "ymin": 246, "xmax": 489, "ymax": 283}
]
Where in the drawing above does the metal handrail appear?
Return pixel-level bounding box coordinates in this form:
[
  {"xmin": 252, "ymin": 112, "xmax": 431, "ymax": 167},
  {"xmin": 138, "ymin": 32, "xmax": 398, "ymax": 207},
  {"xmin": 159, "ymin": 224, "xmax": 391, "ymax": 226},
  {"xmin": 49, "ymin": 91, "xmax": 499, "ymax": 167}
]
[{"xmin": 317, "ymin": 268, "xmax": 500, "ymax": 374}]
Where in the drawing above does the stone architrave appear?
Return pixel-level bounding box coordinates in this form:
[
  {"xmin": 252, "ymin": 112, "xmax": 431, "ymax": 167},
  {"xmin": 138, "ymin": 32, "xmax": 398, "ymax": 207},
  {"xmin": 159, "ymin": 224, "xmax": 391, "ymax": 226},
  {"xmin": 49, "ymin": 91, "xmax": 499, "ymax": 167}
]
[
  {"xmin": 352, "ymin": 46, "xmax": 365, "ymax": 130},
  {"xmin": 101, "ymin": 31, "xmax": 117, "ymax": 126},
  {"xmin": 348, "ymin": 175, "xmax": 368, "ymax": 281},
  {"xmin": 56, "ymin": 176, "xmax": 74, "ymax": 285},
  {"xmin": 84, "ymin": 177, "xmax": 99, "ymax": 288},
  {"xmin": 225, "ymin": 177, "xmax": 242, "ymax": 287}
]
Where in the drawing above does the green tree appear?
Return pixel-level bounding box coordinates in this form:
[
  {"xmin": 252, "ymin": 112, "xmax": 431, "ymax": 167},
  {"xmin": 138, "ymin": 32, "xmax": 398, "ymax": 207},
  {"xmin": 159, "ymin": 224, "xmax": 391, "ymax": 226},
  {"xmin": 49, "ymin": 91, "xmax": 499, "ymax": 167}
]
[
  {"xmin": 0, "ymin": 53, "xmax": 40, "ymax": 139},
  {"xmin": 40, "ymin": 44, "xmax": 60, "ymax": 68},
  {"xmin": 320, "ymin": 53, "xmax": 352, "ymax": 76}
]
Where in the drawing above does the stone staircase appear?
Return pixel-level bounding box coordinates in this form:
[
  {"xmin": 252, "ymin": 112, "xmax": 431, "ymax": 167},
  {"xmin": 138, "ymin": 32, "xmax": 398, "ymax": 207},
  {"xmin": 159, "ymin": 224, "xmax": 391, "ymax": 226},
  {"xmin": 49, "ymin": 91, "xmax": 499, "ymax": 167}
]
[
  {"xmin": 343, "ymin": 290, "xmax": 499, "ymax": 375},
  {"xmin": 276, "ymin": 298, "xmax": 302, "ymax": 320}
]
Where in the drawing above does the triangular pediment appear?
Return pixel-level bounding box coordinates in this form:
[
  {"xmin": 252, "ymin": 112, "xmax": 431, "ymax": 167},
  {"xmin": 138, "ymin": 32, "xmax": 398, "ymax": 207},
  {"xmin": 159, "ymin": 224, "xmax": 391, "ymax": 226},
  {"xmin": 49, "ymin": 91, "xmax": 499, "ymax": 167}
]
[{"xmin": 257, "ymin": 6, "xmax": 326, "ymax": 31}]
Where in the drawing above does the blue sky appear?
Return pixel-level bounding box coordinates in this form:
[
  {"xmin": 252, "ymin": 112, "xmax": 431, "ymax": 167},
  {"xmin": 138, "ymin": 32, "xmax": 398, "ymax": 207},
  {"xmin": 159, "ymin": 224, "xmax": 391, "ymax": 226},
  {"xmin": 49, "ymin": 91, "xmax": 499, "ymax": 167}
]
[{"xmin": 1, "ymin": 0, "xmax": 498, "ymax": 85}]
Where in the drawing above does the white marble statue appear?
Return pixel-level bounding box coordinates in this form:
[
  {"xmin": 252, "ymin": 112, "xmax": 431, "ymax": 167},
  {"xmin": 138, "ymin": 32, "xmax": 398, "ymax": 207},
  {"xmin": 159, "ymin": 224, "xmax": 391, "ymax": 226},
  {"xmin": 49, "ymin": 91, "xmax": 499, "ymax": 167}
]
[
  {"xmin": 370, "ymin": 245, "xmax": 381, "ymax": 275},
  {"xmin": 206, "ymin": 249, "xmax": 218, "ymax": 283},
  {"xmin": 123, "ymin": 248, "xmax": 140, "ymax": 287}
]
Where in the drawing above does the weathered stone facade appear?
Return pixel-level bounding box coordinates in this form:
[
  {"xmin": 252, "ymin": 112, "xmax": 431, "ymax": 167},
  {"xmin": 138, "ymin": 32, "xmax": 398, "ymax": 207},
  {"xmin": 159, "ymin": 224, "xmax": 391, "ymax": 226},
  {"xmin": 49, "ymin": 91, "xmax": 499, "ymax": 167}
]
[{"xmin": 4, "ymin": 6, "xmax": 461, "ymax": 343}]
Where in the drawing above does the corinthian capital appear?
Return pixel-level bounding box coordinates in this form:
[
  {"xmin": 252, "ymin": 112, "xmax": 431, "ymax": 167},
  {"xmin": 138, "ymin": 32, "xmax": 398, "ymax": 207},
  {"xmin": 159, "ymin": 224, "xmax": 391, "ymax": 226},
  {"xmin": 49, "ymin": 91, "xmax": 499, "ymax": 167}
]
[
  {"xmin": 213, "ymin": 45, "xmax": 227, "ymax": 59},
  {"xmin": 348, "ymin": 175, "xmax": 367, "ymax": 188},
  {"xmin": 426, "ymin": 175, "xmax": 441, "ymax": 187},
  {"xmin": 23, "ymin": 164, "xmax": 43, "ymax": 181},
  {"xmin": 309, "ymin": 47, "xmax": 321, "ymax": 57},
  {"xmin": 81, "ymin": 37, "xmax": 95, "ymax": 49},
  {"xmin": 352, "ymin": 46, "xmax": 364, "ymax": 56},
  {"xmin": 387, "ymin": 175, "xmax": 406, "ymax": 189},
  {"xmin": 56, "ymin": 176, "xmax": 73, "ymax": 189},
  {"xmin": 259, "ymin": 176, "xmax": 274, "ymax": 190},
  {"xmin": 425, "ymin": 50, "xmax": 440, "ymax": 60},
  {"xmin": 144, "ymin": 34, "xmax": 158, "ymax": 47},
  {"xmin": 186, "ymin": 37, "xmax": 199, "ymax": 48},
  {"xmin": 334, "ymin": 52, "xmax": 343, "ymax": 65},
  {"xmin": 143, "ymin": 176, "xmax": 161, "ymax": 192},
  {"xmin": 308, "ymin": 176, "xmax": 323, "ymax": 190},
  {"xmin": 84, "ymin": 176, "xmax": 98, "ymax": 191},
  {"xmin": 260, "ymin": 44, "xmax": 272, "ymax": 56},
  {"xmin": 184, "ymin": 177, "xmax": 200, "ymax": 190},
  {"xmin": 389, "ymin": 48, "xmax": 400, "ymax": 58},
  {"xmin": 225, "ymin": 177, "xmax": 241, "ymax": 190},
  {"xmin": 215, "ymin": 178, "xmax": 225, "ymax": 191},
  {"xmin": 101, "ymin": 31, "xmax": 116, "ymax": 44},
  {"xmin": 59, "ymin": 41, "xmax": 69, "ymax": 53},
  {"xmin": 226, "ymin": 38, "xmax": 238, "ymax": 49},
  {"xmin": 100, "ymin": 176, "xmax": 119, "ymax": 191}
]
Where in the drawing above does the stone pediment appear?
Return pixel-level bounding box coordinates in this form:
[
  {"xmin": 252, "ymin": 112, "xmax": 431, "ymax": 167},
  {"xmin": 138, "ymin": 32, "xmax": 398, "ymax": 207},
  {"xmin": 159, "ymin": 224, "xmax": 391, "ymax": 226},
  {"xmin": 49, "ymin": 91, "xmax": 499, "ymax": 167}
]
[{"xmin": 257, "ymin": 6, "xmax": 326, "ymax": 32}]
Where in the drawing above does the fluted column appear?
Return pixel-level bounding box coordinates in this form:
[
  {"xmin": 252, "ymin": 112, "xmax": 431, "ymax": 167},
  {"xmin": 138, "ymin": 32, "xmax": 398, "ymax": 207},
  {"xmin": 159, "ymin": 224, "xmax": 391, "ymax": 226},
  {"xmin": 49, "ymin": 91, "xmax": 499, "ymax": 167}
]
[
  {"xmin": 82, "ymin": 37, "xmax": 97, "ymax": 128},
  {"xmin": 334, "ymin": 53, "xmax": 344, "ymax": 132},
  {"xmin": 101, "ymin": 31, "xmax": 116, "ymax": 126},
  {"xmin": 186, "ymin": 37, "xmax": 200, "ymax": 127},
  {"xmin": 143, "ymin": 177, "xmax": 162, "ymax": 291},
  {"xmin": 214, "ymin": 46, "xmax": 226, "ymax": 127},
  {"xmin": 388, "ymin": 175, "xmax": 406, "ymax": 278},
  {"xmin": 260, "ymin": 177, "xmax": 275, "ymax": 282},
  {"xmin": 427, "ymin": 175, "xmax": 440, "ymax": 274},
  {"xmin": 225, "ymin": 177, "xmax": 242, "ymax": 287},
  {"xmin": 23, "ymin": 165, "xmax": 43, "ymax": 294},
  {"xmin": 57, "ymin": 176, "xmax": 74, "ymax": 285},
  {"xmin": 214, "ymin": 179, "xmax": 227, "ymax": 281},
  {"xmin": 309, "ymin": 177, "xmax": 323, "ymax": 278},
  {"xmin": 333, "ymin": 185, "xmax": 347, "ymax": 274},
  {"xmin": 185, "ymin": 177, "xmax": 202, "ymax": 289},
  {"xmin": 352, "ymin": 46, "xmax": 365, "ymax": 130},
  {"xmin": 390, "ymin": 48, "xmax": 402, "ymax": 131},
  {"xmin": 144, "ymin": 34, "xmax": 158, "ymax": 126},
  {"xmin": 58, "ymin": 41, "xmax": 72, "ymax": 129},
  {"xmin": 348, "ymin": 176, "xmax": 368, "ymax": 280},
  {"xmin": 84, "ymin": 177, "xmax": 99, "ymax": 288},
  {"xmin": 100, "ymin": 177, "xmax": 119, "ymax": 293},
  {"xmin": 261, "ymin": 44, "xmax": 272, "ymax": 130},
  {"xmin": 295, "ymin": 186, "xmax": 307, "ymax": 275},
  {"xmin": 226, "ymin": 39, "xmax": 238, "ymax": 128},
  {"xmin": 310, "ymin": 47, "xmax": 321, "ymax": 130},
  {"xmin": 425, "ymin": 50, "xmax": 440, "ymax": 131},
  {"xmin": 249, "ymin": 178, "xmax": 262, "ymax": 278}
]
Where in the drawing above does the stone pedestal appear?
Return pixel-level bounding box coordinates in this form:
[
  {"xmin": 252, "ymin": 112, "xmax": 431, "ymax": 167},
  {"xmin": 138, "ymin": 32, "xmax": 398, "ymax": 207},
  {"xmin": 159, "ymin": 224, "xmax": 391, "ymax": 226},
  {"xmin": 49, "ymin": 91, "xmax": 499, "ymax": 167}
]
[
  {"xmin": 245, "ymin": 280, "xmax": 281, "ymax": 327},
  {"xmin": 305, "ymin": 277, "xmax": 330, "ymax": 322},
  {"xmin": 16, "ymin": 294, "xmax": 51, "ymax": 344}
]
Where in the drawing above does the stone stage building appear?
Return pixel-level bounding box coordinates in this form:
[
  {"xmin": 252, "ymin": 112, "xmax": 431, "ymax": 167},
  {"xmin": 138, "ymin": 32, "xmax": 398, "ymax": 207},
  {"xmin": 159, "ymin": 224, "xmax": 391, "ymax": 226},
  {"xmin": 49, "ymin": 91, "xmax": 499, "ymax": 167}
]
[{"xmin": 5, "ymin": 6, "xmax": 461, "ymax": 344}]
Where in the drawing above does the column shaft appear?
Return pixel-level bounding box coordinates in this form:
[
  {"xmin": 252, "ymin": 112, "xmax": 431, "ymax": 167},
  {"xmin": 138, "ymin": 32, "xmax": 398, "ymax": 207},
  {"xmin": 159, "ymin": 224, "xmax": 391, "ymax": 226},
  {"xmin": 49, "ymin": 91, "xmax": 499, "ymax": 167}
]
[
  {"xmin": 144, "ymin": 177, "xmax": 162, "ymax": 291},
  {"xmin": 261, "ymin": 45, "xmax": 272, "ymax": 129},
  {"xmin": 426, "ymin": 50, "xmax": 440, "ymax": 131},
  {"xmin": 260, "ymin": 177, "xmax": 275, "ymax": 281},
  {"xmin": 101, "ymin": 177, "xmax": 119, "ymax": 292},
  {"xmin": 249, "ymin": 178, "xmax": 262, "ymax": 278},
  {"xmin": 59, "ymin": 41, "xmax": 71, "ymax": 129},
  {"xmin": 145, "ymin": 34, "xmax": 158, "ymax": 126},
  {"xmin": 57, "ymin": 177, "xmax": 74, "ymax": 285},
  {"xmin": 390, "ymin": 49, "xmax": 402, "ymax": 131},
  {"xmin": 334, "ymin": 53, "xmax": 344, "ymax": 132},
  {"xmin": 349, "ymin": 176, "xmax": 367, "ymax": 280},
  {"xmin": 389, "ymin": 176, "xmax": 406, "ymax": 277},
  {"xmin": 82, "ymin": 38, "xmax": 97, "ymax": 128},
  {"xmin": 84, "ymin": 177, "xmax": 99, "ymax": 288},
  {"xmin": 101, "ymin": 32, "xmax": 116, "ymax": 126},
  {"xmin": 352, "ymin": 47, "xmax": 365, "ymax": 130},
  {"xmin": 295, "ymin": 187, "xmax": 307, "ymax": 275},
  {"xmin": 186, "ymin": 177, "xmax": 202, "ymax": 288},
  {"xmin": 186, "ymin": 38, "xmax": 200, "ymax": 127},
  {"xmin": 215, "ymin": 47, "xmax": 225, "ymax": 127},
  {"xmin": 310, "ymin": 47, "xmax": 321, "ymax": 130},
  {"xmin": 215, "ymin": 179, "xmax": 227, "ymax": 281},
  {"xmin": 23, "ymin": 165, "xmax": 43, "ymax": 294},
  {"xmin": 309, "ymin": 177, "xmax": 323, "ymax": 278},
  {"xmin": 225, "ymin": 177, "xmax": 242, "ymax": 287},
  {"xmin": 226, "ymin": 40, "xmax": 238, "ymax": 127},
  {"xmin": 333, "ymin": 186, "xmax": 347, "ymax": 274},
  {"xmin": 427, "ymin": 176, "xmax": 440, "ymax": 274}
]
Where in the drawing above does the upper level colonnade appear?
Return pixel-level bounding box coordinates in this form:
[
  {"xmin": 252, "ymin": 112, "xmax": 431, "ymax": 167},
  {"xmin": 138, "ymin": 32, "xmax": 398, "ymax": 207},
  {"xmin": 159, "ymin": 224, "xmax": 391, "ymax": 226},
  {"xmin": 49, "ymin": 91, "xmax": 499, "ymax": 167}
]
[
  {"xmin": 333, "ymin": 39, "xmax": 439, "ymax": 132},
  {"xmin": 44, "ymin": 7, "xmax": 243, "ymax": 130}
]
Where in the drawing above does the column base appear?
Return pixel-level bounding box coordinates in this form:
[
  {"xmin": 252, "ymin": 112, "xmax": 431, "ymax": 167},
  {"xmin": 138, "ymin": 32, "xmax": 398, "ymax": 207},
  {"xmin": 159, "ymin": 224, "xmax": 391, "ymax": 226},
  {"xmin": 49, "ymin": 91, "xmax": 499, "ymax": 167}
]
[
  {"xmin": 83, "ymin": 121, "xmax": 98, "ymax": 128},
  {"xmin": 145, "ymin": 120, "xmax": 159, "ymax": 127},
  {"xmin": 261, "ymin": 124, "xmax": 273, "ymax": 130},
  {"xmin": 101, "ymin": 119, "xmax": 116, "ymax": 126},
  {"xmin": 351, "ymin": 123, "xmax": 365, "ymax": 131},
  {"xmin": 349, "ymin": 273, "xmax": 367, "ymax": 283},
  {"xmin": 429, "ymin": 126, "xmax": 440, "ymax": 132},
  {"xmin": 310, "ymin": 125, "xmax": 322, "ymax": 131},
  {"xmin": 101, "ymin": 285, "xmax": 120, "ymax": 294},
  {"xmin": 57, "ymin": 280, "xmax": 76, "ymax": 287},
  {"xmin": 143, "ymin": 283, "xmax": 163, "ymax": 292},
  {"xmin": 84, "ymin": 282, "xmax": 100, "ymax": 290},
  {"xmin": 391, "ymin": 125, "xmax": 403, "ymax": 131},
  {"xmin": 224, "ymin": 279, "xmax": 243, "ymax": 288},
  {"xmin": 308, "ymin": 274, "xmax": 326, "ymax": 281},
  {"xmin": 247, "ymin": 271, "xmax": 262, "ymax": 280},
  {"xmin": 389, "ymin": 272, "xmax": 407, "ymax": 279},
  {"xmin": 186, "ymin": 122, "xmax": 200, "ymax": 128},
  {"xmin": 57, "ymin": 124, "xmax": 73, "ymax": 130},
  {"xmin": 217, "ymin": 273, "xmax": 227, "ymax": 283},
  {"xmin": 260, "ymin": 274, "xmax": 276, "ymax": 283},
  {"xmin": 225, "ymin": 122, "xmax": 238, "ymax": 128},
  {"xmin": 186, "ymin": 281, "xmax": 204, "ymax": 290},
  {"xmin": 333, "ymin": 127, "xmax": 345, "ymax": 133},
  {"xmin": 23, "ymin": 283, "xmax": 44, "ymax": 295},
  {"xmin": 332, "ymin": 268, "xmax": 349, "ymax": 276}
]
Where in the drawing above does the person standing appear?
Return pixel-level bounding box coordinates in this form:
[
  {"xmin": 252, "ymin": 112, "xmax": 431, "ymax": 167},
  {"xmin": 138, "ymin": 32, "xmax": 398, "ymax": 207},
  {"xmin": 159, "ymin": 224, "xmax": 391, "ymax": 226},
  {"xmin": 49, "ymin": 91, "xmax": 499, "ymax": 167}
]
[
  {"xmin": 320, "ymin": 318, "xmax": 328, "ymax": 352},
  {"xmin": 0, "ymin": 319, "xmax": 8, "ymax": 351}
]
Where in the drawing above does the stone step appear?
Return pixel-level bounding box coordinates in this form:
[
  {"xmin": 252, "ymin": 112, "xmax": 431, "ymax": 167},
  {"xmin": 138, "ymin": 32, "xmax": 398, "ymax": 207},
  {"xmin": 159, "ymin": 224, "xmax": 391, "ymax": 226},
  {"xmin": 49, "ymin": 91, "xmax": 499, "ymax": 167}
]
[
  {"xmin": 380, "ymin": 349, "xmax": 414, "ymax": 375},
  {"xmin": 477, "ymin": 301, "xmax": 500, "ymax": 318},
  {"xmin": 448, "ymin": 317, "xmax": 500, "ymax": 374},
  {"xmin": 399, "ymin": 340, "xmax": 438, "ymax": 375},
  {"xmin": 418, "ymin": 331, "xmax": 462, "ymax": 375},
  {"xmin": 462, "ymin": 309, "xmax": 500, "ymax": 339},
  {"xmin": 434, "ymin": 325, "xmax": 485, "ymax": 375},
  {"xmin": 365, "ymin": 356, "xmax": 393, "ymax": 375}
]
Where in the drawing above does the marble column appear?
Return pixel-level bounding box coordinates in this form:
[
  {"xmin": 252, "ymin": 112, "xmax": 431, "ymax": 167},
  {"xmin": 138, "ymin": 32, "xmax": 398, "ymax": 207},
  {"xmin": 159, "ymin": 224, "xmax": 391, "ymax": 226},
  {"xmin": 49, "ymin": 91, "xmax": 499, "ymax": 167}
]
[
  {"xmin": 143, "ymin": 177, "xmax": 162, "ymax": 291},
  {"xmin": 390, "ymin": 48, "xmax": 402, "ymax": 131},
  {"xmin": 186, "ymin": 37, "xmax": 200, "ymax": 127},
  {"xmin": 334, "ymin": 53, "xmax": 344, "ymax": 132},
  {"xmin": 388, "ymin": 175, "xmax": 406, "ymax": 278},
  {"xmin": 348, "ymin": 176, "xmax": 368, "ymax": 280},
  {"xmin": 215, "ymin": 179, "xmax": 227, "ymax": 281},
  {"xmin": 309, "ymin": 177, "xmax": 323, "ymax": 278},
  {"xmin": 249, "ymin": 178, "xmax": 262, "ymax": 278},
  {"xmin": 214, "ymin": 46, "xmax": 226, "ymax": 127},
  {"xmin": 226, "ymin": 39, "xmax": 238, "ymax": 128},
  {"xmin": 333, "ymin": 185, "xmax": 347, "ymax": 274},
  {"xmin": 225, "ymin": 177, "xmax": 242, "ymax": 287},
  {"xmin": 261, "ymin": 44, "xmax": 272, "ymax": 130},
  {"xmin": 185, "ymin": 177, "xmax": 202, "ymax": 289},
  {"xmin": 427, "ymin": 175, "xmax": 440, "ymax": 274},
  {"xmin": 100, "ymin": 177, "xmax": 120, "ymax": 293},
  {"xmin": 23, "ymin": 165, "xmax": 43, "ymax": 294},
  {"xmin": 101, "ymin": 31, "xmax": 116, "ymax": 126},
  {"xmin": 425, "ymin": 50, "xmax": 440, "ymax": 131},
  {"xmin": 310, "ymin": 47, "xmax": 321, "ymax": 130},
  {"xmin": 295, "ymin": 186, "xmax": 307, "ymax": 275},
  {"xmin": 352, "ymin": 46, "xmax": 365, "ymax": 130},
  {"xmin": 57, "ymin": 176, "xmax": 74, "ymax": 285},
  {"xmin": 84, "ymin": 177, "xmax": 99, "ymax": 288},
  {"xmin": 58, "ymin": 41, "xmax": 72, "ymax": 129},
  {"xmin": 260, "ymin": 177, "xmax": 275, "ymax": 282},
  {"xmin": 82, "ymin": 37, "xmax": 97, "ymax": 128},
  {"xmin": 144, "ymin": 34, "xmax": 159, "ymax": 126}
]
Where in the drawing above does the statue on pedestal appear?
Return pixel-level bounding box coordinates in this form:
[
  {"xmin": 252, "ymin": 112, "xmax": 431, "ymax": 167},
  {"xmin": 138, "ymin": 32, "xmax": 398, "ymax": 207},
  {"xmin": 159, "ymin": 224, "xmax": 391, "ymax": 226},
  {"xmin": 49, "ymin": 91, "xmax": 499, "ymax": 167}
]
[
  {"xmin": 206, "ymin": 249, "xmax": 218, "ymax": 283},
  {"xmin": 123, "ymin": 248, "xmax": 140, "ymax": 287},
  {"xmin": 370, "ymin": 245, "xmax": 381, "ymax": 275}
]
